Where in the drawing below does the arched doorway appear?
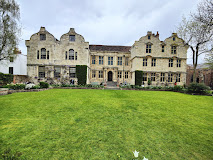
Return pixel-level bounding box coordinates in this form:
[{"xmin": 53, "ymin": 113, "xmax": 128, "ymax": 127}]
[{"xmin": 108, "ymin": 71, "xmax": 113, "ymax": 81}]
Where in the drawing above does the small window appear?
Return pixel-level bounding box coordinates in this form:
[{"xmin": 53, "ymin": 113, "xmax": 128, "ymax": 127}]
[
  {"xmin": 99, "ymin": 71, "xmax": 103, "ymax": 78},
  {"xmin": 10, "ymin": 57, "xmax": 14, "ymax": 62},
  {"xmin": 92, "ymin": 70, "xmax": 96, "ymax": 78},
  {"xmin": 108, "ymin": 57, "xmax": 113, "ymax": 65},
  {"xmin": 143, "ymin": 58, "xmax": 147, "ymax": 66},
  {"xmin": 41, "ymin": 48, "xmax": 46, "ymax": 59},
  {"xmin": 65, "ymin": 51, "xmax": 67, "ymax": 60},
  {"xmin": 69, "ymin": 67, "xmax": 76, "ymax": 78},
  {"xmin": 99, "ymin": 56, "xmax": 103, "ymax": 65},
  {"xmin": 117, "ymin": 57, "xmax": 122, "ymax": 65},
  {"xmin": 54, "ymin": 67, "xmax": 61, "ymax": 78},
  {"xmin": 171, "ymin": 46, "xmax": 176, "ymax": 54},
  {"xmin": 148, "ymin": 35, "xmax": 151, "ymax": 40},
  {"xmin": 9, "ymin": 67, "xmax": 13, "ymax": 74},
  {"xmin": 168, "ymin": 73, "xmax": 173, "ymax": 82},
  {"xmin": 160, "ymin": 73, "xmax": 165, "ymax": 82},
  {"xmin": 176, "ymin": 73, "xmax": 181, "ymax": 82},
  {"xmin": 173, "ymin": 37, "xmax": 175, "ymax": 41},
  {"xmin": 151, "ymin": 73, "xmax": 155, "ymax": 81},
  {"xmin": 118, "ymin": 71, "xmax": 122, "ymax": 78},
  {"xmin": 40, "ymin": 34, "xmax": 46, "ymax": 41},
  {"xmin": 143, "ymin": 73, "xmax": 147, "ymax": 81},
  {"xmin": 69, "ymin": 35, "xmax": 75, "ymax": 41},
  {"xmin": 162, "ymin": 46, "xmax": 164, "ymax": 52},
  {"xmin": 125, "ymin": 72, "xmax": 128, "ymax": 79},
  {"xmin": 75, "ymin": 52, "xmax": 77, "ymax": 60},
  {"xmin": 92, "ymin": 56, "xmax": 96, "ymax": 64},
  {"xmin": 38, "ymin": 66, "xmax": 45, "ymax": 78},
  {"xmin": 125, "ymin": 57, "xmax": 129, "ymax": 66},
  {"xmin": 177, "ymin": 59, "xmax": 181, "ymax": 67},
  {"xmin": 169, "ymin": 59, "xmax": 173, "ymax": 67},
  {"xmin": 37, "ymin": 51, "xmax": 39, "ymax": 59},
  {"xmin": 69, "ymin": 49, "xmax": 74, "ymax": 60},
  {"xmin": 146, "ymin": 44, "xmax": 151, "ymax": 53},
  {"xmin": 47, "ymin": 51, "xmax": 49, "ymax": 59},
  {"xmin": 151, "ymin": 58, "xmax": 156, "ymax": 67}
]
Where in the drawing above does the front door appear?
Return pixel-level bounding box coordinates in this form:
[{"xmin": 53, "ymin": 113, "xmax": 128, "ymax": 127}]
[{"xmin": 108, "ymin": 71, "xmax": 113, "ymax": 81}]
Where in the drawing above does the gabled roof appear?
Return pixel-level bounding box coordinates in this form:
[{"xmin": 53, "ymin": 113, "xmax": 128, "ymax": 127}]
[{"xmin": 89, "ymin": 45, "xmax": 131, "ymax": 52}]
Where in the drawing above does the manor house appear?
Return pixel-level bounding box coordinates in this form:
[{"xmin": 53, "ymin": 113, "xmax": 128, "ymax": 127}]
[{"xmin": 26, "ymin": 27, "xmax": 188, "ymax": 86}]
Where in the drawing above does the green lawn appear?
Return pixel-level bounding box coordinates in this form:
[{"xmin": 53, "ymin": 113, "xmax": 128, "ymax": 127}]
[{"xmin": 0, "ymin": 89, "xmax": 212, "ymax": 160}]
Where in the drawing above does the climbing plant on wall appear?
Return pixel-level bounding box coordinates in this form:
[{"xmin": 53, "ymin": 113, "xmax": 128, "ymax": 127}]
[
  {"xmin": 135, "ymin": 70, "xmax": 143, "ymax": 86},
  {"xmin": 76, "ymin": 65, "xmax": 87, "ymax": 85}
]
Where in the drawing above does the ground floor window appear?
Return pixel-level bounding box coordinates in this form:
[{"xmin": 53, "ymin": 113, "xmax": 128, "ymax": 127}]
[
  {"xmin": 9, "ymin": 67, "xmax": 13, "ymax": 74},
  {"xmin": 143, "ymin": 73, "xmax": 147, "ymax": 81},
  {"xmin": 151, "ymin": 73, "xmax": 155, "ymax": 81},
  {"xmin": 92, "ymin": 70, "xmax": 96, "ymax": 78},
  {"xmin": 118, "ymin": 71, "xmax": 122, "ymax": 78},
  {"xmin": 38, "ymin": 66, "xmax": 45, "ymax": 78},
  {"xmin": 176, "ymin": 73, "xmax": 181, "ymax": 82},
  {"xmin": 125, "ymin": 72, "xmax": 128, "ymax": 79},
  {"xmin": 99, "ymin": 71, "xmax": 103, "ymax": 78},
  {"xmin": 168, "ymin": 73, "xmax": 173, "ymax": 82},
  {"xmin": 54, "ymin": 67, "xmax": 61, "ymax": 78},
  {"xmin": 69, "ymin": 67, "xmax": 76, "ymax": 78},
  {"xmin": 160, "ymin": 73, "xmax": 165, "ymax": 82}
]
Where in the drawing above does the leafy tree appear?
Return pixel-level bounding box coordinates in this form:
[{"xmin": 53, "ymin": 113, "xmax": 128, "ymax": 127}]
[
  {"xmin": 177, "ymin": 0, "xmax": 213, "ymax": 82},
  {"xmin": 0, "ymin": 0, "xmax": 20, "ymax": 61}
]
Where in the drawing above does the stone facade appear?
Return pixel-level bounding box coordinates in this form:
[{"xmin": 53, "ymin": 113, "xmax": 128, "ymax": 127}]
[{"xmin": 26, "ymin": 27, "xmax": 188, "ymax": 86}]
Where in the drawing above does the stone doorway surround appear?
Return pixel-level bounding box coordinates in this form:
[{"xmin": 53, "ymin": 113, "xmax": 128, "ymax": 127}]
[{"xmin": 108, "ymin": 71, "xmax": 113, "ymax": 81}]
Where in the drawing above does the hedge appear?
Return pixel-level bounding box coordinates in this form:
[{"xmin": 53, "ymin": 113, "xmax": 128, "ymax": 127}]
[
  {"xmin": 135, "ymin": 70, "xmax": 143, "ymax": 86},
  {"xmin": 0, "ymin": 72, "xmax": 13, "ymax": 85},
  {"xmin": 76, "ymin": 65, "xmax": 87, "ymax": 85}
]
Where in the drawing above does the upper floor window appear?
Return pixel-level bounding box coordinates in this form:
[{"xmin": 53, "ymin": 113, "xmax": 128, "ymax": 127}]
[
  {"xmin": 37, "ymin": 51, "xmax": 39, "ymax": 59},
  {"xmin": 65, "ymin": 51, "xmax": 67, "ymax": 60},
  {"xmin": 169, "ymin": 59, "xmax": 173, "ymax": 67},
  {"xmin": 143, "ymin": 73, "xmax": 147, "ymax": 81},
  {"xmin": 99, "ymin": 56, "xmax": 103, "ymax": 65},
  {"xmin": 143, "ymin": 58, "xmax": 147, "ymax": 66},
  {"xmin": 151, "ymin": 73, "xmax": 155, "ymax": 81},
  {"xmin": 69, "ymin": 67, "xmax": 76, "ymax": 78},
  {"xmin": 99, "ymin": 71, "xmax": 103, "ymax": 78},
  {"xmin": 47, "ymin": 51, "xmax": 49, "ymax": 59},
  {"xmin": 125, "ymin": 57, "xmax": 129, "ymax": 66},
  {"xmin": 108, "ymin": 57, "xmax": 113, "ymax": 65},
  {"xmin": 168, "ymin": 73, "xmax": 173, "ymax": 82},
  {"xmin": 151, "ymin": 58, "xmax": 156, "ymax": 67},
  {"xmin": 118, "ymin": 71, "xmax": 122, "ymax": 78},
  {"xmin": 146, "ymin": 44, "xmax": 151, "ymax": 53},
  {"xmin": 162, "ymin": 45, "xmax": 165, "ymax": 52},
  {"xmin": 38, "ymin": 66, "xmax": 45, "ymax": 78},
  {"xmin": 9, "ymin": 67, "xmax": 13, "ymax": 74},
  {"xmin": 69, "ymin": 35, "xmax": 75, "ymax": 41},
  {"xmin": 69, "ymin": 49, "xmax": 74, "ymax": 60},
  {"xmin": 171, "ymin": 46, "xmax": 176, "ymax": 54},
  {"xmin": 148, "ymin": 35, "xmax": 151, "ymax": 40},
  {"xmin": 92, "ymin": 55, "xmax": 96, "ymax": 64},
  {"xmin": 54, "ymin": 67, "xmax": 61, "ymax": 78},
  {"xmin": 40, "ymin": 34, "xmax": 46, "ymax": 41},
  {"xmin": 92, "ymin": 70, "xmax": 96, "ymax": 78},
  {"xmin": 177, "ymin": 59, "xmax": 181, "ymax": 67},
  {"xmin": 75, "ymin": 52, "xmax": 77, "ymax": 60},
  {"xmin": 160, "ymin": 73, "xmax": 165, "ymax": 82},
  {"xmin": 117, "ymin": 57, "xmax": 122, "ymax": 65},
  {"xmin": 41, "ymin": 48, "xmax": 46, "ymax": 59},
  {"xmin": 173, "ymin": 37, "xmax": 176, "ymax": 41}
]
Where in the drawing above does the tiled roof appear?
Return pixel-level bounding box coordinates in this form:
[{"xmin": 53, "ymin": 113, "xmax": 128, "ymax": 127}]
[{"xmin": 89, "ymin": 45, "xmax": 131, "ymax": 52}]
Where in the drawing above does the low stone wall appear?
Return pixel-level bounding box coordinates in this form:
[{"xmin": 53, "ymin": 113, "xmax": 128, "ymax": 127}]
[
  {"xmin": 8, "ymin": 88, "xmax": 50, "ymax": 94},
  {"xmin": 0, "ymin": 88, "xmax": 9, "ymax": 95}
]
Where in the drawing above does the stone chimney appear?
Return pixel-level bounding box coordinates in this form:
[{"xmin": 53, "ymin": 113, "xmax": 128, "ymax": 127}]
[
  {"xmin": 40, "ymin": 27, "xmax": 46, "ymax": 32},
  {"xmin": 156, "ymin": 31, "xmax": 159, "ymax": 37},
  {"xmin": 69, "ymin": 28, "xmax": 76, "ymax": 33}
]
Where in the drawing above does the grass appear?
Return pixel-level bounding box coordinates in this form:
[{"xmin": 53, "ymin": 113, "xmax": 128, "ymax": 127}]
[{"xmin": 0, "ymin": 89, "xmax": 212, "ymax": 159}]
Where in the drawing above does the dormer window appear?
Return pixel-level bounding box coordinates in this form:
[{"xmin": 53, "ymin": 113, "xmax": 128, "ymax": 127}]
[
  {"xmin": 69, "ymin": 35, "xmax": 75, "ymax": 41},
  {"xmin": 40, "ymin": 34, "xmax": 46, "ymax": 41}
]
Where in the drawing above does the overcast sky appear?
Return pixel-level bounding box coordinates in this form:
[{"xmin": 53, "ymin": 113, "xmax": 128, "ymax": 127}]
[{"xmin": 16, "ymin": 0, "xmax": 203, "ymax": 64}]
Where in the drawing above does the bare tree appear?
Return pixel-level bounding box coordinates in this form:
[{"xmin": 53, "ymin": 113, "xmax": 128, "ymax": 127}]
[
  {"xmin": 177, "ymin": 0, "xmax": 213, "ymax": 83},
  {"xmin": 204, "ymin": 52, "xmax": 213, "ymax": 69},
  {"xmin": 0, "ymin": 0, "xmax": 20, "ymax": 61}
]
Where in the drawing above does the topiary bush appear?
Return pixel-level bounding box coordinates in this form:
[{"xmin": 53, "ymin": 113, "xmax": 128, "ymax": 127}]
[
  {"xmin": 0, "ymin": 72, "xmax": 13, "ymax": 85},
  {"xmin": 187, "ymin": 83, "xmax": 210, "ymax": 95},
  {"xmin": 40, "ymin": 82, "xmax": 49, "ymax": 88}
]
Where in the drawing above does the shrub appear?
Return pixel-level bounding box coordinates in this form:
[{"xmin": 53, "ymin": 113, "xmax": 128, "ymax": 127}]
[
  {"xmin": 135, "ymin": 70, "xmax": 143, "ymax": 86},
  {"xmin": 0, "ymin": 72, "xmax": 13, "ymax": 85},
  {"xmin": 187, "ymin": 83, "xmax": 210, "ymax": 95},
  {"xmin": 31, "ymin": 85, "xmax": 40, "ymax": 89},
  {"xmin": 173, "ymin": 85, "xmax": 184, "ymax": 92},
  {"xmin": 25, "ymin": 84, "xmax": 35, "ymax": 89},
  {"xmin": 5, "ymin": 84, "xmax": 25, "ymax": 90},
  {"xmin": 40, "ymin": 82, "xmax": 49, "ymax": 88}
]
